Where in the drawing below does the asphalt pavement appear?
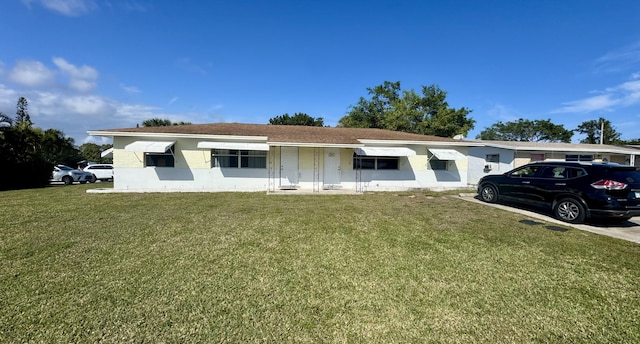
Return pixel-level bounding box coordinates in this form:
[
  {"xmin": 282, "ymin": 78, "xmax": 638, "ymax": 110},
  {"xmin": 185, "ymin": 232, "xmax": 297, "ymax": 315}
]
[{"xmin": 458, "ymin": 193, "xmax": 640, "ymax": 244}]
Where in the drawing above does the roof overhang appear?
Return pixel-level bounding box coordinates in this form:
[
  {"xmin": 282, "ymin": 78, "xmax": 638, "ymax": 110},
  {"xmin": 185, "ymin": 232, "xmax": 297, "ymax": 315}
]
[
  {"xmin": 87, "ymin": 131, "xmax": 268, "ymax": 141},
  {"xmin": 355, "ymin": 147, "xmax": 416, "ymax": 157},
  {"xmin": 357, "ymin": 139, "xmax": 481, "ymax": 147},
  {"xmin": 197, "ymin": 141, "xmax": 269, "ymax": 151},
  {"xmin": 428, "ymin": 148, "xmax": 466, "ymax": 160},
  {"xmin": 268, "ymin": 142, "xmax": 363, "ymax": 148},
  {"xmin": 124, "ymin": 141, "xmax": 175, "ymax": 153}
]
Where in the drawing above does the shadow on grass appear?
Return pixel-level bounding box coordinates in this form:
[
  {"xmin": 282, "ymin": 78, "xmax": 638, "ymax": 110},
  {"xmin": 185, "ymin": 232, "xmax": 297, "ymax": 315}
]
[{"xmin": 519, "ymin": 219, "xmax": 569, "ymax": 232}]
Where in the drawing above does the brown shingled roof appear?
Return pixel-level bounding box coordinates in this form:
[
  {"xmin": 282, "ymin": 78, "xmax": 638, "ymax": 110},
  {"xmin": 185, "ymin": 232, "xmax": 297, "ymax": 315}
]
[{"xmin": 94, "ymin": 123, "xmax": 459, "ymax": 144}]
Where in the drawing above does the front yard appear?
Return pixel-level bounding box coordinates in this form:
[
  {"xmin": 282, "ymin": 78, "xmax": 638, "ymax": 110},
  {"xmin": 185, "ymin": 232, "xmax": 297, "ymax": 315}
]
[{"xmin": 1, "ymin": 185, "xmax": 639, "ymax": 343}]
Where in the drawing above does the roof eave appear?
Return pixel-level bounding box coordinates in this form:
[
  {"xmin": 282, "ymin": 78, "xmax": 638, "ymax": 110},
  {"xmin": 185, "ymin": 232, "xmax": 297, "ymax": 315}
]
[{"xmin": 87, "ymin": 130, "xmax": 268, "ymax": 141}]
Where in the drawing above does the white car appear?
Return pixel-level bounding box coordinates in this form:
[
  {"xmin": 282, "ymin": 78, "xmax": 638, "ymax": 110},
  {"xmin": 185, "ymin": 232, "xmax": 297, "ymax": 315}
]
[
  {"xmin": 83, "ymin": 164, "xmax": 114, "ymax": 182},
  {"xmin": 51, "ymin": 165, "xmax": 93, "ymax": 185}
]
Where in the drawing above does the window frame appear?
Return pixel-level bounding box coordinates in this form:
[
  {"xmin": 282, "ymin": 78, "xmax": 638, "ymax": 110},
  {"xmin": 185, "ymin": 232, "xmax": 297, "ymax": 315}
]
[
  {"xmin": 353, "ymin": 153, "xmax": 399, "ymax": 170},
  {"xmin": 565, "ymin": 154, "xmax": 593, "ymax": 162},
  {"xmin": 429, "ymin": 158, "xmax": 448, "ymax": 171},
  {"xmin": 211, "ymin": 149, "xmax": 267, "ymax": 169},
  {"xmin": 144, "ymin": 146, "xmax": 175, "ymax": 167},
  {"xmin": 486, "ymin": 154, "xmax": 500, "ymax": 163}
]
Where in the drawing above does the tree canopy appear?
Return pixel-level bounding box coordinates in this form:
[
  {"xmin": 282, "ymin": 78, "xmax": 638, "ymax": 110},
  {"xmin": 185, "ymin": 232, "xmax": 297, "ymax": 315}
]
[
  {"xmin": 575, "ymin": 117, "xmax": 622, "ymax": 144},
  {"xmin": 269, "ymin": 113, "xmax": 324, "ymax": 126},
  {"xmin": 338, "ymin": 81, "xmax": 475, "ymax": 138},
  {"xmin": 477, "ymin": 118, "xmax": 573, "ymax": 142},
  {"xmin": 0, "ymin": 98, "xmax": 83, "ymax": 190},
  {"xmin": 79, "ymin": 143, "xmax": 114, "ymax": 164},
  {"xmin": 141, "ymin": 118, "xmax": 192, "ymax": 127}
]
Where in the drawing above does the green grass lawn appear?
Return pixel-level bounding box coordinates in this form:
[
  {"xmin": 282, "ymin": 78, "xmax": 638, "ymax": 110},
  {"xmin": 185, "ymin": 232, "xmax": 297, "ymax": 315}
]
[{"xmin": 1, "ymin": 184, "xmax": 639, "ymax": 343}]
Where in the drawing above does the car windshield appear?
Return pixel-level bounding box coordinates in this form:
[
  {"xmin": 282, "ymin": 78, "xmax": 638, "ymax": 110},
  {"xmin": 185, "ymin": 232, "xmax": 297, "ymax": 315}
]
[{"xmin": 58, "ymin": 165, "xmax": 73, "ymax": 170}]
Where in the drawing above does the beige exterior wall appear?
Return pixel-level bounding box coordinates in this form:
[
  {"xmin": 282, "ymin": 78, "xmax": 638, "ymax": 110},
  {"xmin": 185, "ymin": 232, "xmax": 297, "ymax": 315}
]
[
  {"xmin": 113, "ymin": 137, "xmax": 143, "ymax": 168},
  {"xmin": 339, "ymin": 148, "xmax": 352, "ymax": 170},
  {"xmin": 299, "ymin": 147, "xmax": 316, "ymax": 170}
]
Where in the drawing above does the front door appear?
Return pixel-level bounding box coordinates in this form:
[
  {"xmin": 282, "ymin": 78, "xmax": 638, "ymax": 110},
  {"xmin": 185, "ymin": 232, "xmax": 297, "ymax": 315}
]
[
  {"xmin": 323, "ymin": 148, "xmax": 341, "ymax": 188},
  {"xmin": 280, "ymin": 147, "xmax": 298, "ymax": 188}
]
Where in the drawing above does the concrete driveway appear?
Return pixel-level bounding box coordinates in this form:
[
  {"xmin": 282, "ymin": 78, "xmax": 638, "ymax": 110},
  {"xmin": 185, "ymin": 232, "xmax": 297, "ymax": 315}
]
[{"xmin": 458, "ymin": 193, "xmax": 640, "ymax": 244}]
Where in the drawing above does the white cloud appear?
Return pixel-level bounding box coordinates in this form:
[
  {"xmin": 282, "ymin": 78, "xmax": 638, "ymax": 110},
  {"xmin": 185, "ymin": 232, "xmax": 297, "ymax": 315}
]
[
  {"xmin": 0, "ymin": 57, "xmax": 226, "ymax": 144},
  {"xmin": 53, "ymin": 57, "xmax": 98, "ymax": 92},
  {"xmin": 0, "ymin": 84, "xmax": 18, "ymax": 111},
  {"xmin": 485, "ymin": 104, "xmax": 520, "ymax": 122},
  {"xmin": 553, "ymin": 78, "xmax": 640, "ymax": 114},
  {"xmin": 29, "ymin": 0, "xmax": 98, "ymax": 16},
  {"xmin": 176, "ymin": 58, "xmax": 207, "ymax": 75},
  {"xmin": 8, "ymin": 60, "xmax": 56, "ymax": 87},
  {"xmin": 593, "ymin": 41, "xmax": 640, "ymax": 74},
  {"xmin": 120, "ymin": 83, "xmax": 141, "ymax": 94}
]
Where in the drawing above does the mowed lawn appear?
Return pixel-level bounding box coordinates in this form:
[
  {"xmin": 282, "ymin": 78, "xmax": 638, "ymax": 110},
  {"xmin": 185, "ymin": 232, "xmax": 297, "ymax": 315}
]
[{"xmin": 1, "ymin": 185, "xmax": 639, "ymax": 343}]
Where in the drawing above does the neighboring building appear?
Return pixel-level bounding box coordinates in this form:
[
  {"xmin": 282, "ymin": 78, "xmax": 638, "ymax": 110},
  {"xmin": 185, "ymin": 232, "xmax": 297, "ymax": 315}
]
[
  {"xmin": 87, "ymin": 123, "xmax": 475, "ymax": 193},
  {"xmin": 468, "ymin": 140, "xmax": 640, "ymax": 185}
]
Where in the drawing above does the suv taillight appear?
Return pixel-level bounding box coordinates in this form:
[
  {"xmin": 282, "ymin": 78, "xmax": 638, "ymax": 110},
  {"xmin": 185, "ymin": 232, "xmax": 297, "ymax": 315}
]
[{"xmin": 590, "ymin": 179, "xmax": 627, "ymax": 190}]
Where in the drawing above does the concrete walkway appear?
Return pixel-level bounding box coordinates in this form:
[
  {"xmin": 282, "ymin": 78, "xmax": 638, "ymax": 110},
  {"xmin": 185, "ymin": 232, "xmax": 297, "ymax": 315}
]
[{"xmin": 457, "ymin": 193, "xmax": 640, "ymax": 244}]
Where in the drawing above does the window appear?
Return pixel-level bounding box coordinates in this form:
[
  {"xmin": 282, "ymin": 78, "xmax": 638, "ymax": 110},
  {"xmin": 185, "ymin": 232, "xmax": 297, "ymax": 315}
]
[
  {"xmin": 510, "ymin": 165, "xmax": 541, "ymax": 177},
  {"xmin": 145, "ymin": 146, "xmax": 175, "ymax": 167},
  {"xmin": 541, "ymin": 167, "xmax": 567, "ymax": 179},
  {"xmin": 353, "ymin": 154, "xmax": 398, "ymax": 170},
  {"xmin": 212, "ymin": 150, "xmax": 266, "ymax": 168},
  {"xmin": 530, "ymin": 154, "xmax": 545, "ymax": 161},
  {"xmin": 566, "ymin": 154, "xmax": 593, "ymax": 162},
  {"xmin": 429, "ymin": 158, "xmax": 448, "ymax": 170},
  {"xmin": 486, "ymin": 154, "xmax": 500, "ymax": 163}
]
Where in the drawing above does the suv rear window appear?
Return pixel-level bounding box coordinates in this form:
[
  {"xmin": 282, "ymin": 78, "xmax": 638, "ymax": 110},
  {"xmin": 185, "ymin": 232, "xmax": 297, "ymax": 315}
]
[{"xmin": 604, "ymin": 169, "xmax": 640, "ymax": 184}]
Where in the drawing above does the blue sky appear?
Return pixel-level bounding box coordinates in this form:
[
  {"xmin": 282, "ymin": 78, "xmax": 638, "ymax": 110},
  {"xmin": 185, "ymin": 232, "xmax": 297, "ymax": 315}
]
[{"xmin": 1, "ymin": 0, "xmax": 640, "ymax": 144}]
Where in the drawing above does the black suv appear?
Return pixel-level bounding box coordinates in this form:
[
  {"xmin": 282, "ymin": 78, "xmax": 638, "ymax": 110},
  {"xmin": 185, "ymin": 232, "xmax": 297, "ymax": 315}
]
[{"xmin": 477, "ymin": 161, "xmax": 640, "ymax": 223}]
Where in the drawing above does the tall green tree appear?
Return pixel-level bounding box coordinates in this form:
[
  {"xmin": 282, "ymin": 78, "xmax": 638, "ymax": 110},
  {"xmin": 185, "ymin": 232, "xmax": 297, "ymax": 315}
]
[
  {"xmin": 40, "ymin": 128, "xmax": 82, "ymax": 166},
  {"xmin": 0, "ymin": 111, "xmax": 51, "ymax": 190},
  {"xmin": 15, "ymin": 96, "xmax": 31, "ymax": 127},
  {"xmin": 575, "ymin": 117, "xmax": 622, "ymax": 144},
  {"xmin": 339, "ymin": 81, "xmax": 474, "ymax": 137},
  {"xmin": 79, "ymin": 143, "xmax": 113, "ymax": 163},
  {"xmin": 477, "ymin": 118, "xmax": 573, "ymax": 142},
  {"xmin": 141, "ymin": 118, "xmax": 192, "ymax": 127},
  {"xmin": 269, "ymin": 113, "xmax": 324, "ymax": 126}
]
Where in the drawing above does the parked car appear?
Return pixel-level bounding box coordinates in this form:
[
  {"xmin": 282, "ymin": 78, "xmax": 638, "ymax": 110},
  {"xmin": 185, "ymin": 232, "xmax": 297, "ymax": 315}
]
[
  {"xmin": 83, "ymin": 164, "xmax": 114, "ymax": 182},
  {"xmin": 51, "ymin": 165, "xmax": 95, "ymax": 185},
  {"xmin": 477, "ymin": 161, "xmax": 640, "ymax": 223}
]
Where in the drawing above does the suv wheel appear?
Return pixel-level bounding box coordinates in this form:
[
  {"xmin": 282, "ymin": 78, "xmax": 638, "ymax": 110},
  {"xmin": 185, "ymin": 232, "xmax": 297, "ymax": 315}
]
[
  {"xmin": 554, "ymin": 198, "xmax": 585, "ymax": 224},
  {"xmin": 479, "ymin": 184, "xmax": 499, "ymax": 203}
]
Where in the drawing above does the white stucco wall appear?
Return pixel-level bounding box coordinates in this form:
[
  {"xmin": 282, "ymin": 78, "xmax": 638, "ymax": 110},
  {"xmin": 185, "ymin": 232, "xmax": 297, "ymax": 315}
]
[
  {"xmin": 110, "ymin": 136, "xmax": 472, "ymax": 192},
  {"xmin": 467, "ymin": 147, "xmax": 514, "ymax": 185}
]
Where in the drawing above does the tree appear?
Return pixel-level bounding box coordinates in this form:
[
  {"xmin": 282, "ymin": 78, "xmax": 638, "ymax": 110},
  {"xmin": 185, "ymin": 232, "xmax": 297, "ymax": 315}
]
[
  {"xmin": 338, "ymin": 81, "xmax": 475, "ymax": 137},
  {"xmin": 142, "ymin": 118, "xmax": 173, "ymax": 127},
  {"xmin": 621, "ymin": 138, "xmax": 640, "ymax": 145},
  {"xmin": 0, "ymin": 98, "xmax": 88, "ymax": 190},
  {"xmin": 269, "ymin": 113, "xmax": 324, "ymax": 126},
  {"xmin": 141, "ymin": 118, "xmax": 192, "ymax": 127},
  {"xmin": 477, "ymin": 118, "xmax": 573, "ymax": 142},
  {"xmin": 0, "ymin": 112, "xmax": 51, "ymax": 190},
  {"xmin": 575, "ymin": 117, "xmax": 622, "ymax": 144},
  {"xmin": 79, "ymin": 143, "xmax": 113, "ymax": 163},
  {"xmin": 39, "ymin": 128, "xmax": 83, "ymax": 166},
  {"xmin": 15, "ymin": 97, "xmax": 32, "ymax": 127}
]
